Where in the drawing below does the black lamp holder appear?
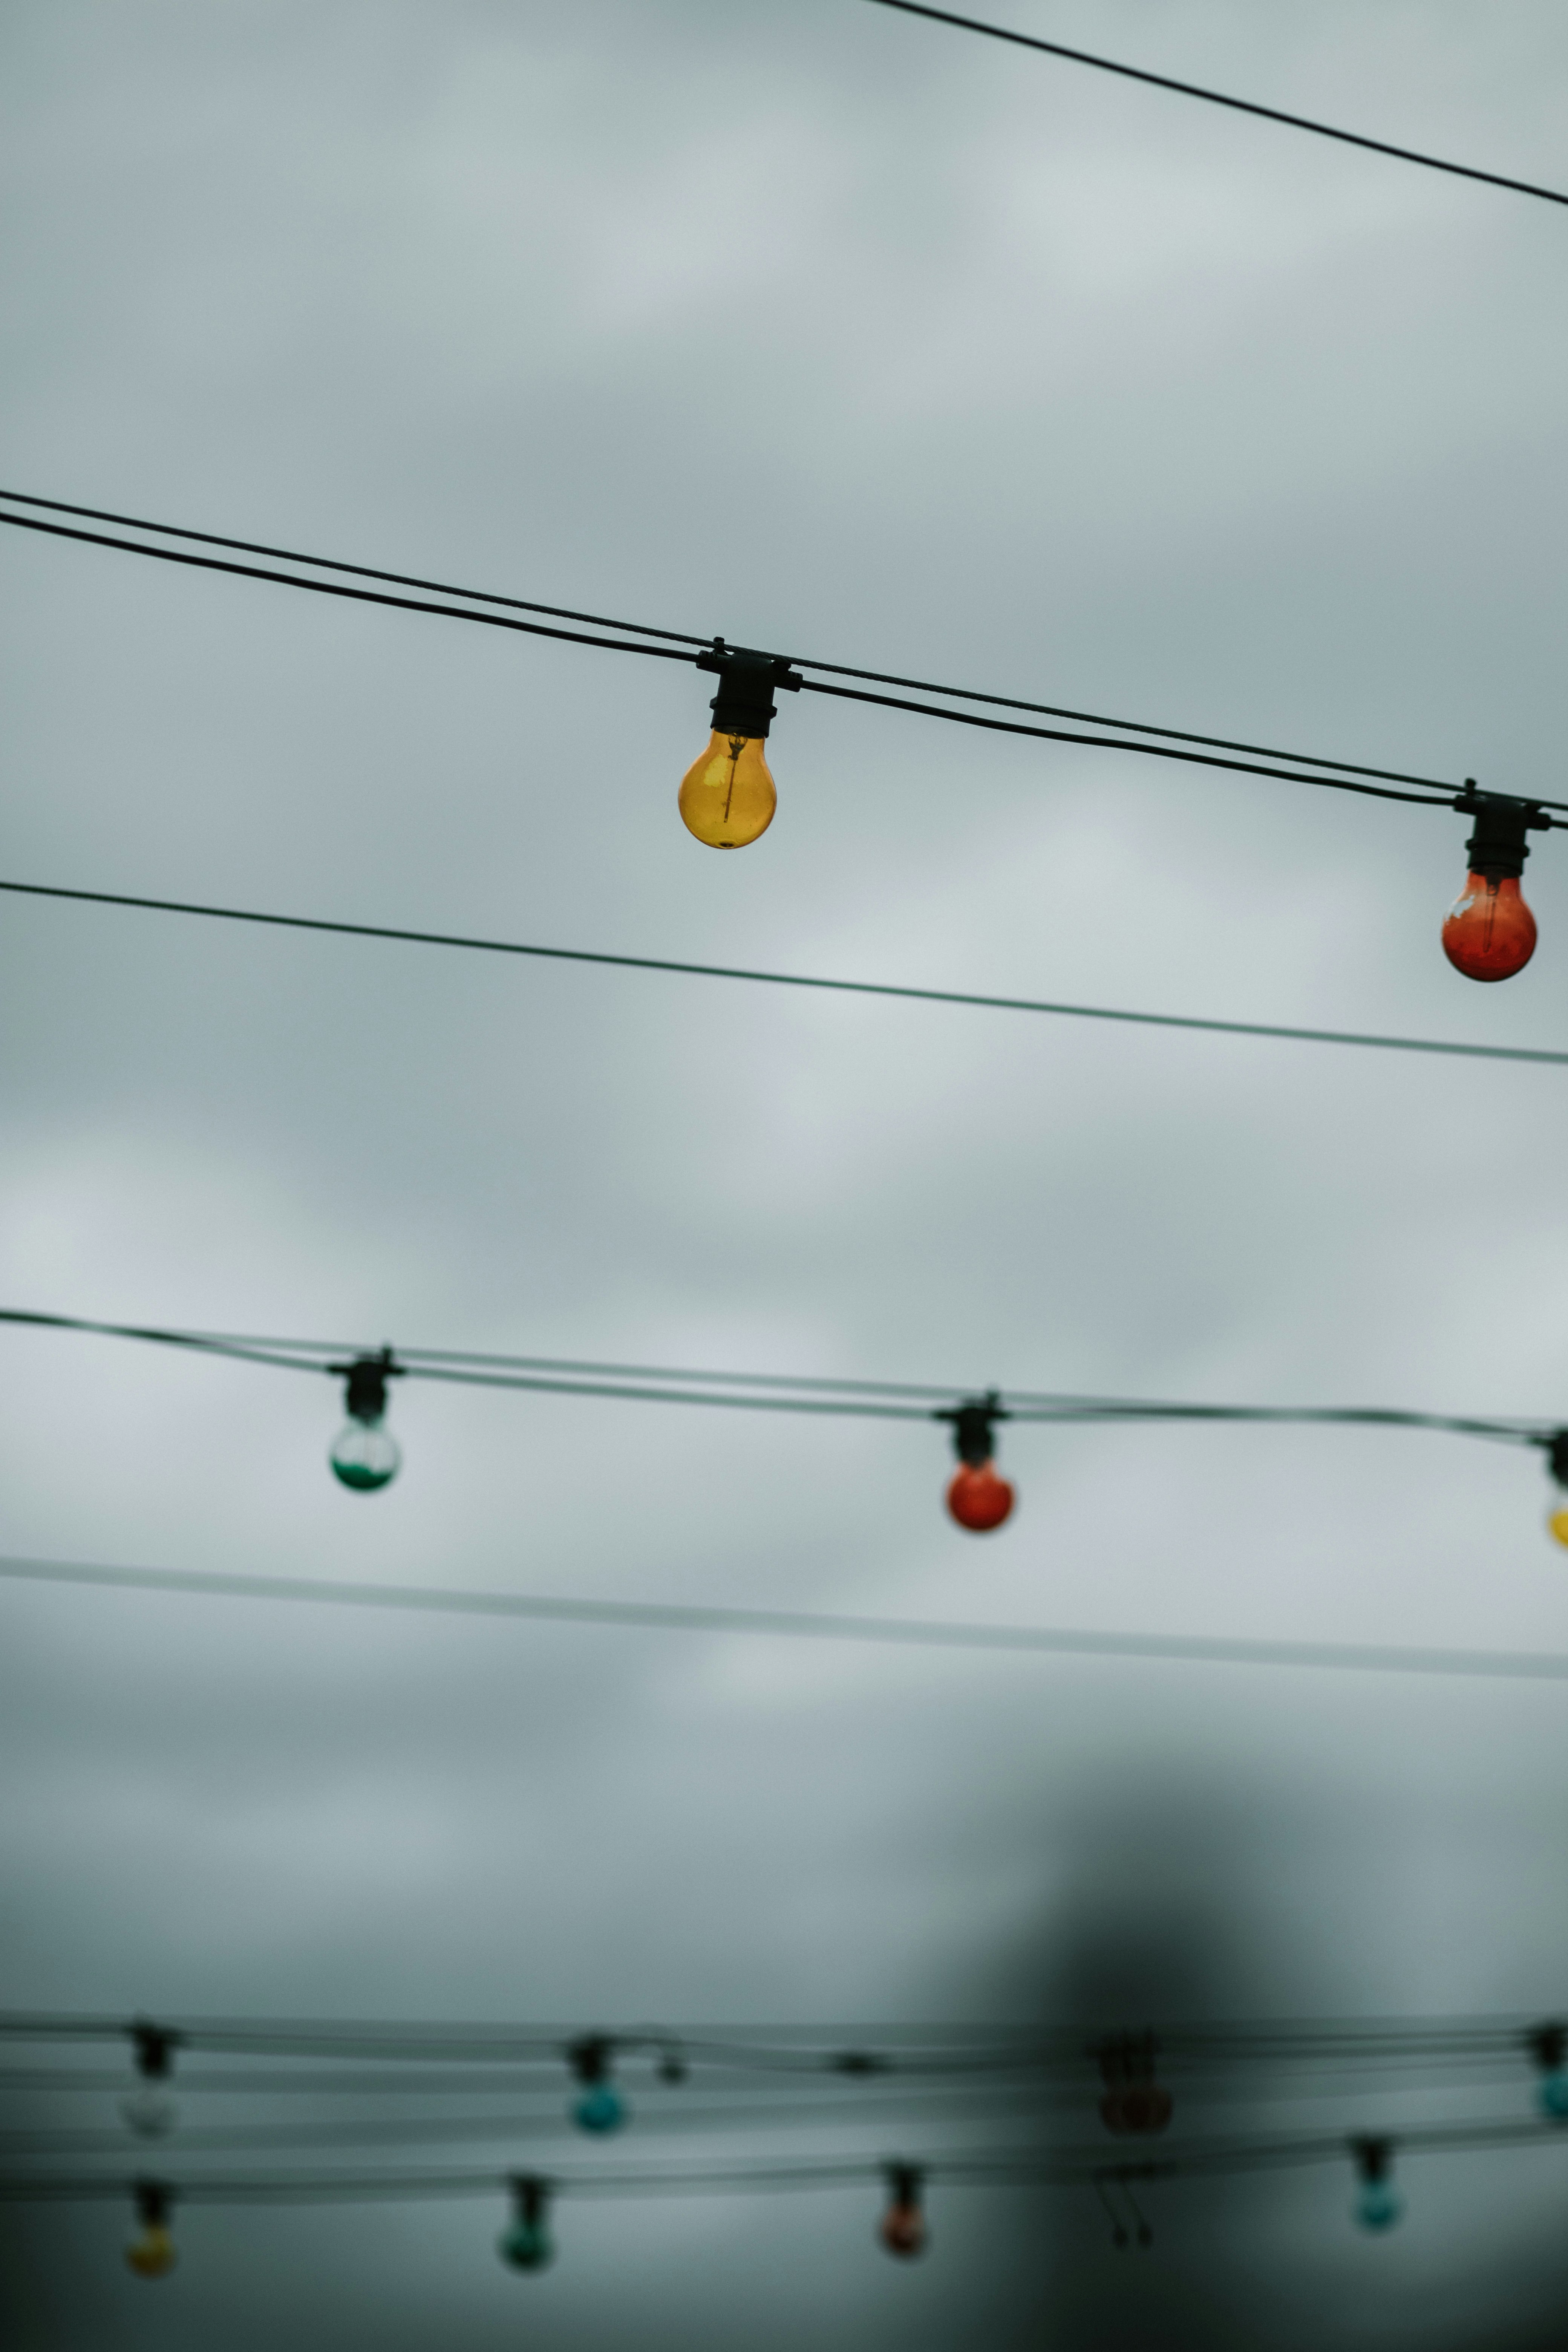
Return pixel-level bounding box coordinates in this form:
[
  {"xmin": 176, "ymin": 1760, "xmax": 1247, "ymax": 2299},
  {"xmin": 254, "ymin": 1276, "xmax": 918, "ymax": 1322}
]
[
  {"xmin": 508, "ymin": 2173, "xmax": 551, "ymax": 2226},
  {"xmin": 568, "ymin": 2034, "xmax": 613, "ymax": 2087},
  {"xmin": 130, "ymin": 2022, "xmax": 180, "ymax": 2082},
  {"xmin": 884, "ymin": 2162, "xmax": 924, "ymax": 2212},
  {"xmin": 935, "ymin": 1390, "xmax": 1009, "ymax": 1468},
  {"xmin": 1450, "ymin": 784, "xmax": 1551, "ymax": 880},
  {"xmin": 1529, "ymin": 2021, "xmax": 1567, "ymax": 2074},
  {"xmin": 328, "ymin": 1346, "xmax": 404, "ymax": 1426},
  {"xmin": 1351, "ymin": 2134, "xmax": 1393, "ymax": 2185},
  {"xmin": 1545, "ymin": 1432, "xmax": 1568, "ymax": 1490},
  {"xmin": 694, "ymin": 640, "xmax": 804, "ymax": 741},
  {"xmin": 133, "ymin": 2180, "xmax": 174, "ymax": 2228}
]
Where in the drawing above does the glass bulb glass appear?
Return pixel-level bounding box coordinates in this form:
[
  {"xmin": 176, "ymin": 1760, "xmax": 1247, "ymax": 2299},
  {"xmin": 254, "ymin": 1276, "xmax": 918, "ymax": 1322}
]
[
  {"xmin": 573, "ymin": 2082, "xmax": 626, "ymax": 2135},
  {"xmin": 1442, "ymin": 872, "xmax": 1536, "ymax": 982},
  {"xmin": 125, "ymin": 2224, "xmax": 177, "ymax": 2279},
  {"xmin": 679, "ymin": 732, "xmax": 776, "ymax": 848},
  {"xmin": 329, "ymin": 1418, "xmax": 401, "ymax": 1493},
  {"xmin": 879, "ymin": 2202, "xmax": 927, "ymax": 2259},
  {"xmin": 1547, "ymin": 1504, "xmax": 1568, "ymax": 1549},
  {"xmin": 1539, "ymin": 2069, "xmax": 1568, "ymax": 2121},
  {"xmin": 1354, "ymin": 2178, "xmax": 1401, "ymax": 2232},
  {"xmin": 497, "ymin": 2217, "xmax": 553, "ymax": 2272},
  {"xmin": 945, "ymin": 1461, "xmax": 1015, "ymax": 1533},
  {"xmin": 120, "ymin": 2086, "xmax": 178, "ymax": 2139}
]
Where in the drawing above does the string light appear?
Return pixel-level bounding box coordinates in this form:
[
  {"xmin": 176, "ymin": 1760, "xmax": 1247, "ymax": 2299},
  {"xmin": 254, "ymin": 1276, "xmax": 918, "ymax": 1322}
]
[
  {"xmin": 878, "ymin": 2162, "xmax": 928, "ymax": 2258},
  {"xmin": 497, "ymin": 2173, "xmax": 554, "ymax": 2273},
  {"xmin": 570, "ymin": 2037, "xmax": 628, "ymax": 2136},
  {"xmin": 328, "ymin": 1350, "xmax": 403, "ymax": 1494},
  {"xmin": 1442, "ymin": 791, "xmax": 1547, "ymax": 983},
  {"xmin": 1097, "ymin": 2038, "xmax": 1173, "ymax": 2137},
  {"xmin": 124, "ymin": 2180, "xmax": 177, "ymax": 2279},
  {"xmin": 1542, "ymin": 1434, "xmax": 1568, "ymax": 1550},
  {"xmin": 1528, "ymin": 2024, "xmax": 1568, "ymax": 2122},
  {"xmin": 679, "ymin": 645, "xmax": 803, "ymax": 849},
  {"xmin": 119, "ymin": 2023, "xmax": 179, "ymax": 2141},
  {"xmin": 939, "ymin": 1393, "xmax": 1015, "ymax": 1533},
  {"xmin": 1351, "ymin": 2136, "xmax": 1401, "ymax": 2232}
]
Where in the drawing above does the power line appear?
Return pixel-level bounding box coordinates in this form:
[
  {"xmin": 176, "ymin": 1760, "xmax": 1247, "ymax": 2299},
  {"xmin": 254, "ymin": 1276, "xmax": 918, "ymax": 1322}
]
[
  {"xmin": 5, "ymin": 1551, "xmax": 1568, "ymax": 1686},
  {"xmin": 2, "ymin": 495, "xmax": 1529, "ymax": 813},
  {"xmin": 0, "ymin": 487, "xmax": 1464, "ymax": 792},
  {"xmin": 860, "ymin": 0, "xmax": 1568, "ymax": 210},
  {"xmin": 0, "ymin": 1305, "xmax": 1555, "ymax": 1446},
  {"xmin": 4, "ymin": 876, "xmax": 1566, "ymax": 1068}
]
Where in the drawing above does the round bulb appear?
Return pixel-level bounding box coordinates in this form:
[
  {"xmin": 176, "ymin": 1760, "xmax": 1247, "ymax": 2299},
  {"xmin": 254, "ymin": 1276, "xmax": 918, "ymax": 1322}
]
[
  {"xmin": 1539, "ymin": 2069, "xmax": 1568, "ymax": 2121},
  {"xmin": 125, "ymin": 2224, "xmax": 177, "ymax": 2279},
  {"xmin": 879, "ymin": 2203, "xmax": 927, "ymax": 2259},
  {"xmin": 498, "ymin": 2218, "xmax": 553, "ymax": 2272},
  {"xmin": 1547, "ymin": 1505, "xmax": 1568, "ymax": 1549},
  {"xmin": 329, "ymin": 1419, "xmax": 401, "ymax": 1493},
  {"xmin": 945, "ymin": 1461, "xmax": 1015, "ymax": 1533},
  {"xmin": 1355, "ymin": 2180, "xmax": 1402, "ymax": 2233},
  {"xmin": 120, "ymin": 2087, "xmax": 178, "ymax": 2139},
  {"xmin": 573, "ymin": 2082, "xmax": 626, "ymax": 2135},
  {"xmin": 679, "ymin": 732, "xmax": 776, "ymax": 848},
  {"xmin": 1442, "ymin": 873, "xmax": 1536, "ymax": 982}
]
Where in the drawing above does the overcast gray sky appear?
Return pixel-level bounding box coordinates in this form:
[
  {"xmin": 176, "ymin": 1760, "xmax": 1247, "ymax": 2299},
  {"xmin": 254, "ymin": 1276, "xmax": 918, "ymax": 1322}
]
[{"xmin": 2, "ymin": 1, "xmax": 1568, "ymax": 2344}]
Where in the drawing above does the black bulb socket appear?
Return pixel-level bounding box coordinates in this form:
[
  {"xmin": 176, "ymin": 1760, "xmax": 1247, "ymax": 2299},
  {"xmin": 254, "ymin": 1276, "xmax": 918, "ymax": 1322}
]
[
  {"xmin": 695, "ymin": 641, "xmax": 804, "ymax": 742},
  {"xmin": 1452, "ymin": 786, "xmax": 1549, "ymax": 881},
  {"xmin": 131, "ymin": 2023, "xmax": 179, "ymax": 2081},
  {"xmin": 940, "ymin": 1390, "xmax": 1008, "ymax": 1469},
  {"xmin": 332, "ymin": 1348, "xmax": 403, "ymax": 1426},
  {"xmin": 1547, "ymin": 1432, "xmax": 1568, "ymax": 1490},
  {"xmin": 1352, "ymin": 2134, "xmax": 1393, "ymax": 2185},
  {"xmin": 133, "ymin": 2180, "xmax": 174, "ymax": 2229}
]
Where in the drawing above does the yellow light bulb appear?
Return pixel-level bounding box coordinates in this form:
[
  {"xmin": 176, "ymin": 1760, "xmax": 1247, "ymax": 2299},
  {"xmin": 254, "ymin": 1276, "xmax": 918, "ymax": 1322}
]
[
  {"xmin": 126, "ymin": 2223, "xmax": 177, "ymax": 2279},
  {"xmin": 678, "ymin": 730, "xmax": 776, "ymax": 849},
  {"xmin": 1548, "ymin": 1505, "xmax": 1568, "ymax": 1549}
]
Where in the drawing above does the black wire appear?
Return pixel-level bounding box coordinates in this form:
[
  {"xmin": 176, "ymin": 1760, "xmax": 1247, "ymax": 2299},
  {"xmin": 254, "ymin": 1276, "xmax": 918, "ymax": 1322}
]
[
  {"xmin": 0, "ymin": 488, "xmax": 1465, "ymax": 790},
  {"xmin": 860, "ymin": 0, "xmax": 1568, "ymax": 210},
  {"xmin": 5, "ymin": 1553, "xmax": 1568, "ymax": 1686},
  {"xmin": 3, "ymin": 498, "xmax": 1534, "ymax": 811},
  {"xmin": 5, "ymin": 877, "xmax": 1565, "ymax": 1069}
]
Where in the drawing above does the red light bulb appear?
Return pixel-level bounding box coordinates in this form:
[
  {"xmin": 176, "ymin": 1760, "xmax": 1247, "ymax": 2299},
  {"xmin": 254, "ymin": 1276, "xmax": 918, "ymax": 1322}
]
[
  {"xmin": 946, "ymin": 1461, "xmax": 1015, "ymax": 1532},
  {"xmin": 1442, "ymin": 792, "xmax": 1544, "ymax": 983},
  {"xmin": 1442, "ymin": 872, "xmax": 1536, "ymax": 981},
  {"xmin": 878, "ymin": 2167, "xmax": 927, "ymax": 2259}
]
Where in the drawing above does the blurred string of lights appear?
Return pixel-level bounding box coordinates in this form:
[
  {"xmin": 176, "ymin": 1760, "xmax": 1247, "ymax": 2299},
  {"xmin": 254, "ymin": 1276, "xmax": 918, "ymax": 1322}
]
[
  {"xmin": 859, "ymin": 0, "xmax": 1568, "ymax": 210},
  {"xmin": 5, "ymin": 2109, "xmax": 1568, "ymax": 2281},
  {"xmin": 9, "ymin": 1548, "xmax": 1568, "ymax": 1684},
  {"xmin": 4, "ymin": 873, "xmax": 1566, "ymax": 1068},
  {"xmin": 4, "ymin": 1306, "xmax": 1568, "ymax": 1542},
  {"xmin": 0, "ymin": 490, "xmax": 1557, "ymax": 984}
]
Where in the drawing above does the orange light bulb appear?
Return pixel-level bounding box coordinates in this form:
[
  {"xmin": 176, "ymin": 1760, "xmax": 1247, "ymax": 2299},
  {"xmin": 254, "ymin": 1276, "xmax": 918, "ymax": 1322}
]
[
  {"xmin": 1442, "ymin": 871, "xmax": 1536, "ymax": 982},
  {"xmin": 878, "ymin": 2167, "xmax": 927, "ymax": 2259},
  {"xmin": 946, "ymin": 1461, "xmax": 1014, "ymax": 1533},
  {"xmin": 679, "ymin": 730, "xmax": 776, "ymax": 849}
]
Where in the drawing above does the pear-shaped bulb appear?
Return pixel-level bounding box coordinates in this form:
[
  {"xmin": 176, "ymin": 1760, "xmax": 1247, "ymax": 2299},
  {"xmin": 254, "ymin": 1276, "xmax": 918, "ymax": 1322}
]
[
  {"xmin": 125, "ymin": 2222, "xmax": 177, "ymax": 2279},
  {"xmin": 946, "ymin": 1460, "xmax": 1015, "ymax": 1533},
  {"xmin": 329, "ymin": 1418, "xmax": 401, "ymax": 1493},
  {"xmin": 1442, "ymin": 871, "xmax": 1536, "ymax": 982},
  {"xmin": 679, "ymin": 731, "xmax": 776, "ymax": 848}
]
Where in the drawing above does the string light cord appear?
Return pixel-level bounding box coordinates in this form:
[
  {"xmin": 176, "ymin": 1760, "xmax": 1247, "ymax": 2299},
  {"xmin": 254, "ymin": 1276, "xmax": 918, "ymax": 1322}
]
[
  {"xmin": 0, "ymin": 1305, "xmax": 1556, "ymax": 1450},
  {"xmin": 859, "ymin": 0, "xmax": 1568, "ymax": 210},
  {"xmin": 2, "ymin": 2114, "xmax": 1565, "ymax": 2203},
  {"xmin": 6, "ymin": 874, "xmax": 1565, "ymax": 1068},
  {"xmin": 2, "ymin": 496, "xmax": 1529, "ymax": 813},
  {"xmin": 6, "ymin": 1551, "xmax": 1568, "ymax": 1687}
]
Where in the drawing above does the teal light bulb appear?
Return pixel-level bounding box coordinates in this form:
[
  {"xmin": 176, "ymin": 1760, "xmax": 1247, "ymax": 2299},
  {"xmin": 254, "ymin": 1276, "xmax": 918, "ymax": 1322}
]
[
  {"xmin": 1355, "ymin": 2180, "xmax": 1402, "ymax": 2233},
  {"xmin": 329, "ymin": 1418, "xmax": 401, "ymax": 1493},
  {"xmin": 1539, "ymin": 2069, "xmax": 1568, "ymax": 2121},
  {"xmin": 498, "ymin": 2216, "xmax": 553, "ymax": 2272},
  {"xmin": 573, "ymin": 2081, "xmax": 626, "ymax": 2135}
]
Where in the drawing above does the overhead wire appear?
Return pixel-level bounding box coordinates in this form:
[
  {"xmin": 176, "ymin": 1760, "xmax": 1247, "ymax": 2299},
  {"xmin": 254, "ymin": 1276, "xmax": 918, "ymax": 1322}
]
[
  {"xmin": 2, "ymin": 493, "xmax": 1536, "ymax": 811},
  {"xmin": 858, "ymin": 0, "xmax": 1568, "ymax": 210},
  {"xmin": 5, "ymin": 1551, "xmax": 1568, "ymax": 1686},
  {"xmin": 4, "ymin": 875, "xmax": 1564, "ymax": 1067}
]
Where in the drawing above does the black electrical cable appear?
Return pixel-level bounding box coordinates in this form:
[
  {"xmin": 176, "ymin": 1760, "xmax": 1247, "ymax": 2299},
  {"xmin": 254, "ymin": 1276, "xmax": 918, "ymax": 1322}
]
[
  {"xmin": 0, "ymin": 1305, "xmax": 1556, "ymax": 1446},
  {"xmin": 0, "ymin": 487, "xmax": 1468, "ymax": 791},
  {"xmin": 3, "ymin": 876, "xmax": 1565, "ymax": 1068},
  {"xmin": 859, "ymin": 0, "xmax": 1568, "ymax": 210},
  {"xmin": 5, "ymin": 1552, "xmax": 1568, "ymax": 1687}
]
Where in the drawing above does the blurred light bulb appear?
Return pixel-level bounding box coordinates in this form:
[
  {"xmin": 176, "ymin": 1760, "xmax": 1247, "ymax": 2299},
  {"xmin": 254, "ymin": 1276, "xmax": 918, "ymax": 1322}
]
[
  {"xmin": 1442, "ymin": 791, "xmax": 1544, "ymax": 983},
  {"xmin": 879, "ymin": 2167, "xmax": 927, "ymax": 2259},
  {"xmin": 120, "ymin": 2085, "xmax": 178, "ymax": 2139},
  {"xmin": 1549, "ymin": 1505, "xmax": 1568, "ymax": 1550},
  {"xmin": 498, "ymin": 2178, "xmax": 553, "ymax": 2272},
  {"xmin": 1538, "ymin": 2068, "xmax": 1568, "ymax": 2121},
  {"xmin": 329, "ymin": 1419, "xmax": 401, "ymax": 1492},
  {"xmin": 328, "ymin": 1350, "xmax": 402, "ymax": 1493},
  {"xmin": 946, "ymin": 1461, "xmax": 1014, "ymax": 1533},
  {"xmin": 679, "ymin": 732, "xmax": 776, "ymax": 849},
  {"xmin": 1098, "ymin": 2040, "xmax": 1172, "ymax": 2137},
  {"xmin": 1351, "ymin": 2138, "xmax": 1400, "ymax": 2233},
  {"xmin": 125, "ymin": 2186, "xmax": 176, "ymax": 2279},
  {"xmin": 573, "ymin": 2081, "xmax": 626, "ymax": 2135},
  {"xmin": 1530, "ymin": 2023, "xmax": 1568, "ymax": 2119},
  {"xmin": 680, "ymin": 644, "xmax": 801, "ymax": 850}
]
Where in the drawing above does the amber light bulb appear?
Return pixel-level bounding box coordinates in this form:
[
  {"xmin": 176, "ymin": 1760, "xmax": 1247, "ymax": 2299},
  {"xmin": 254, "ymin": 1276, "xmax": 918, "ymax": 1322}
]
[
  {"xmin": 680, "ymin": 642, "xmax": 801, "ymax": 851},
  {"xmin": 1545, "ymin": 1432, "xmax": 1568, "ymax": 1548},
  {"xmin": 124, "ymin": 2185, "xmax": 177, "ymax": 2280},
  {"xmin": 1442, "ymin": 790, "xmax": 1545, "ymax": 983},
  {"xmin": 679, "ymin": 730, "xmax": 776, "ymax": 848}
]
